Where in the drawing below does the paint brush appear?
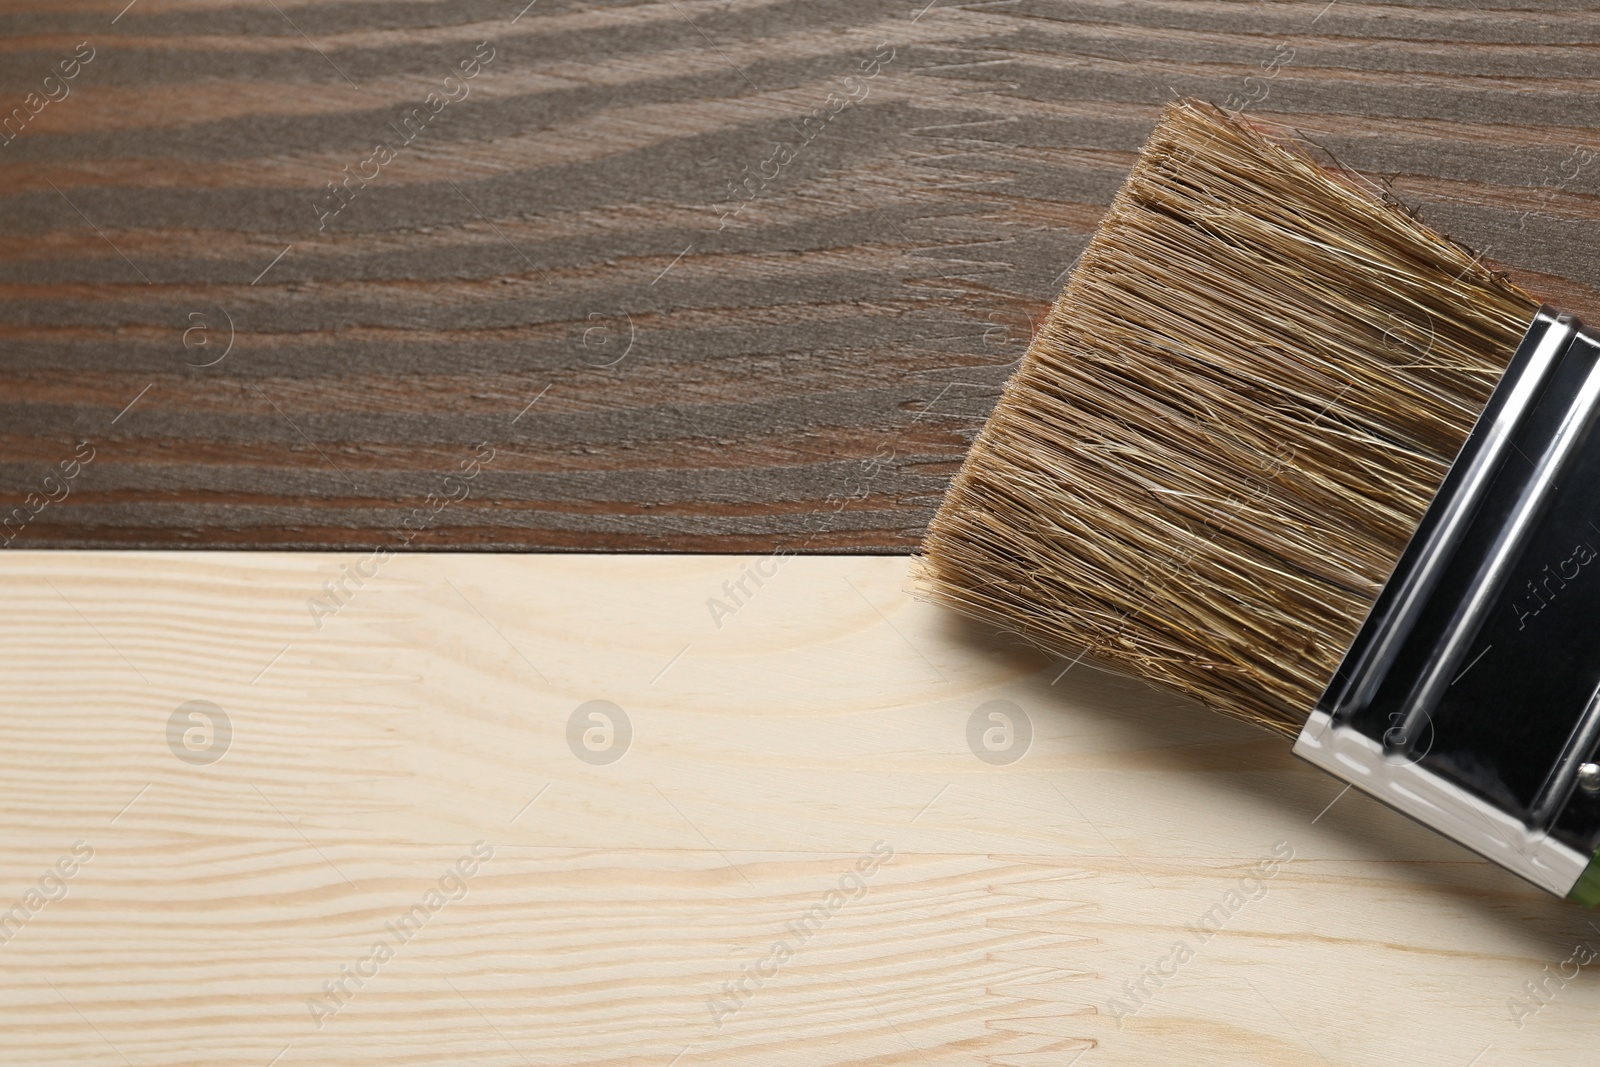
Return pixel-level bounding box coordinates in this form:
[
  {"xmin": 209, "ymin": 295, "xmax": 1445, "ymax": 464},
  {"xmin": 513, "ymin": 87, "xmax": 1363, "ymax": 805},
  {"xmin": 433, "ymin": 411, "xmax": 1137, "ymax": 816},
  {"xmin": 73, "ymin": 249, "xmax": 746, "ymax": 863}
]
[{"xmin": 920, "ymin": 99, "xmax": 1600, "ymax": 904}]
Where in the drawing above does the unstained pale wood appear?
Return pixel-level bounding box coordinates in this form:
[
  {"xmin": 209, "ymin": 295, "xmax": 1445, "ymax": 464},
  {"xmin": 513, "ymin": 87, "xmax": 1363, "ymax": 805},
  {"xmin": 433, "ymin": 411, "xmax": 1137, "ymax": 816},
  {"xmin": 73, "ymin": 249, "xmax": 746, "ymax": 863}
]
[{"xmin": 0, "ymin": 551, "xmax": 1596, "ymax": 1064}]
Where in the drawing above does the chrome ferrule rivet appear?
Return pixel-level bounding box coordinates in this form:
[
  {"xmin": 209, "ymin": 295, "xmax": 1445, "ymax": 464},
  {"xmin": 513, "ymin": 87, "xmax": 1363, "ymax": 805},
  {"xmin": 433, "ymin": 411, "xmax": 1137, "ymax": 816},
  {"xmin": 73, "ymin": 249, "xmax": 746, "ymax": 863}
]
[{"xmin": 1578, "ymin": 763, "xmax": 1600, "ymax": 794}]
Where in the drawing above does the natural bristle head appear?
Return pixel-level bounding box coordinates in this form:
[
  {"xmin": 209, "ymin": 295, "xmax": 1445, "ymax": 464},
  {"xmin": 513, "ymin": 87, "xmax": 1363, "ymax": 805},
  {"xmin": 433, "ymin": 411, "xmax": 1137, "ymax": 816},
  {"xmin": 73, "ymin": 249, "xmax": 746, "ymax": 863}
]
[{"xmin": 919, "ymin": 100, "xmax": 1542, "ymax": 735}]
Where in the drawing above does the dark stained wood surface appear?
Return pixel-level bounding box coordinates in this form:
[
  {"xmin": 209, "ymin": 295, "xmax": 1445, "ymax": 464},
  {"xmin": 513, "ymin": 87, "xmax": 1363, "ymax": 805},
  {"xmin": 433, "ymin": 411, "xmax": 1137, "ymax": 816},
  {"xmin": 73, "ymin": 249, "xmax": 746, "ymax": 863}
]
[{"xmin": 2, "ymin": 0, "xmax": 1599, "ymax": 551}]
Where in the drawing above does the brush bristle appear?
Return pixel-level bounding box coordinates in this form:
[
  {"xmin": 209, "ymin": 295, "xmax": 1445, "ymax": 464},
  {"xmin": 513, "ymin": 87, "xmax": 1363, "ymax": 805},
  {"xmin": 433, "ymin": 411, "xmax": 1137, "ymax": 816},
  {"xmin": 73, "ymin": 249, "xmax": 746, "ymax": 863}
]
[{"xmin": 919, "ymin": 100, "xmax": 1542, "ymax": 735}]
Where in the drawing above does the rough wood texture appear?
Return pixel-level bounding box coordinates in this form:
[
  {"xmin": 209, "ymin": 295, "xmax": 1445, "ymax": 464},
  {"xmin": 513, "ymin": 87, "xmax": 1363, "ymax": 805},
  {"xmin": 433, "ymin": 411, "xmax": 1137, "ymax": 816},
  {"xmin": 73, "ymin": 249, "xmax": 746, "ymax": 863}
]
[
  {"xmin": 3, "ymin": 1, "xmax": 1600, "ymax": 550},
  {"xmin": 2, "ymin": 551, "xmax": 1596, "ymax": 1064}
]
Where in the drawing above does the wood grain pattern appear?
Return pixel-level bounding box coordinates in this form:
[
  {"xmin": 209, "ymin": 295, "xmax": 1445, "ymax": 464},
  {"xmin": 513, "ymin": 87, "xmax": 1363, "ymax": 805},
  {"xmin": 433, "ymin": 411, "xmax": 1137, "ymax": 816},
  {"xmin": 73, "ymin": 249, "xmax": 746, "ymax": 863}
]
[
  {"xmin": 3, "ymin": 1, "xmax": 1600, "ymax": 549},
  {"xmin": 2, "ymin": 551, "xmax": 1598, "ymax": 1064}
]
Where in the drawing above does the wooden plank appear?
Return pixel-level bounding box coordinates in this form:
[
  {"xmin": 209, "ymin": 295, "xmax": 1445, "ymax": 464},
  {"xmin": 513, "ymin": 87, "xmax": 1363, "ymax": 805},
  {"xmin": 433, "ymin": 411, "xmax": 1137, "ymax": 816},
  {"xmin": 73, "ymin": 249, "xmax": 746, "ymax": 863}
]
[
  {"xmin": 0, "ymin": 551, "xmax": 1594, "ymax": 1064},
  {"xmin": 3, "ymin": 0, "xmax": 1600, "ymax": 549}
]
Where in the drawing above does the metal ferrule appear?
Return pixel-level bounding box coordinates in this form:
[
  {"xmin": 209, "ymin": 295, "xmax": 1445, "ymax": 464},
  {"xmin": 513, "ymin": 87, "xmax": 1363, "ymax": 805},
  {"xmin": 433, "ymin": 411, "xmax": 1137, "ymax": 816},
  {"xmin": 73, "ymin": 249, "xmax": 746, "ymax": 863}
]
[{"xmin": 1295, "ymin": 306, "xmax": 1600, "ymax": 903}]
